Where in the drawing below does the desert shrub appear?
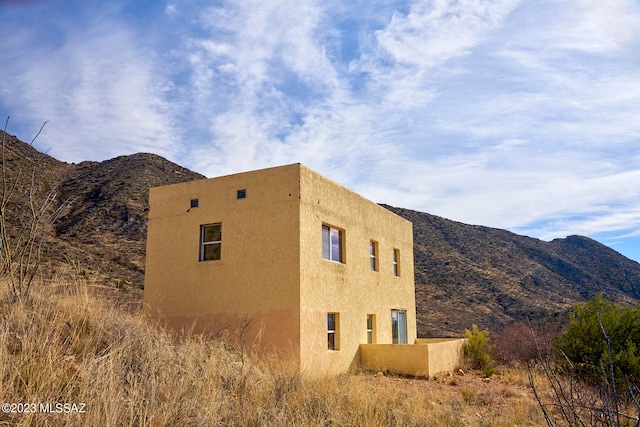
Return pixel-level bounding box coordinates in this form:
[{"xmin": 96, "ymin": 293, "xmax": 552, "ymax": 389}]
[
  {"xmin": 464, "ymin": 324, "xmax": 496, "ymax": 377},
  {"xmin": 493, "ymin": 319, "xmax": 563, "ymax": 365},
  {"xmin": 529, "ymin": 295, "xmax": 640, "ymax": 426},
  {"xmin": 0, "ymin": 121, "xmax": 74, "ymax": 301},
  {"xmin": 553, "ymin": 294, "xmax": 640, "ymax": 391}
]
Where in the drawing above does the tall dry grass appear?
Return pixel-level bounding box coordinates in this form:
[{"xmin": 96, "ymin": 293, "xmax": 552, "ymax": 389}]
[{"xmin": 0, "ymin": 282, "xmax": 549, "ymax": 426}]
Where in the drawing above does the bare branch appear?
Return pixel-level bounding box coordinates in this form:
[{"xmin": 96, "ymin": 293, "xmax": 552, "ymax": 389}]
[
  {"xmin": 29, "ymin": 120, "xmax": 48, "ymax": 146},
  {"xmin": 0, "ymin": 117, "xmax": 62, "ymax": 300},
  {"xmin": 599, "ymin": 305, "xmax": 621, "ymax": 426}
]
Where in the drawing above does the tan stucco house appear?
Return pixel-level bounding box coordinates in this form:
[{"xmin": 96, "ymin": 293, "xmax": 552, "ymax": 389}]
[{"xmin": 144, "ymin": 163, "xmax": 463, "ymax": 376}]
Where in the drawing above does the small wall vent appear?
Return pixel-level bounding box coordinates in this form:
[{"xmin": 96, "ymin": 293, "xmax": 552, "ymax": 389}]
[
  {"xmin": 190, "ymin": 198, "xmax": 199, "ymax": 208},
  {"xmin": 237, "ymin": 189, "xmax": 247, "ymax": 200}
]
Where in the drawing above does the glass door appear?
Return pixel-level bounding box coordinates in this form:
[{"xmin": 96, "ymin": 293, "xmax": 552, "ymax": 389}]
[{"xmin": 391, "ymin": 310, "xmax": 407, "ymax": 344}]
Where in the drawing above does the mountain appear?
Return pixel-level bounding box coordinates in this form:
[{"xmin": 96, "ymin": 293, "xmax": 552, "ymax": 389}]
[
  {"xmin": 0, "ymin": 129, "xmax": 204, "ymax": 286},
  {"xmin": 2, "ymin": 130, "xmax": 639, "ymax": 336},
  {"xmin": 384, "ymin": 206, "xmax": 640, "ymax": 337},
  {"xmin": 53, "ymin": 153, "xmax": 204, "ymax": 284}
]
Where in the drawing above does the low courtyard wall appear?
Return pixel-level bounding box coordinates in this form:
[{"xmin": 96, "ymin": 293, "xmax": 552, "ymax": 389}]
[{"xmin": 360, "ymin": 338, "xmax": 465, "ymax": 377}]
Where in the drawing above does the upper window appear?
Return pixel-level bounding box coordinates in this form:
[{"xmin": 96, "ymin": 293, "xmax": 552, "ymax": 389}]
[
  {"xmin": 190, "ymin": 198, "xmax": 199, "ymax": 208},
  {"xmin": 393, "ymin": 248, "xmax": 400, "ymax": 276},
  {"xmin": 200, "ymin": 224, "xmax": 222, "ymax": 261},
  {"xmin": 370, "ymin": 240, "xmax": 378, "ymax": 271},
  {"xmin": 322, "ymin": 224, "xmax": 343, "ymax": 263}
]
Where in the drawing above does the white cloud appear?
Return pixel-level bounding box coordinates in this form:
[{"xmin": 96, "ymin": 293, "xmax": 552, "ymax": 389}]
[
  {"xmin": 0, "ymin": 5, "xmax": 180, "ymax": 162},
  {"xmin": 180, "ymin": 0, "xmax": 362, "ymax": 176},
  {"xmin": 1, "ymin": 0, "xmax": 639, "ymax": 261},
  {"xmin": 165, "ymin": 3, "xmax": 177, "ymax": 17},
  {"xmin": 350, "ymin": 0, "xmax": 519, "ymax": 108},
  {"xmin": 571, "ymin": 0, "xmax": 640, "ymax": 52},
  {"xmin": 375, "ymin": 0, "xmax": 517, "ymax": 67}
]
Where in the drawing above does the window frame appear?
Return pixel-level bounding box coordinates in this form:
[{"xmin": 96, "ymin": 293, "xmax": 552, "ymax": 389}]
[
  {"xmin": 391, "ymin": 309, "xmax": 408, "ymax": 344},
  {"xmin": 366, "ymin": 314, "xmax": 376, "ymax": 344},
  {"xmin": 327, "ymin": 313, "xmax": 339, "ymax": 351},
  {"xmin": 322, "ymin": 224, "xmax": 344, "ymax": 263},
  {"xmin": 369, "ymin": 240, "xmax": 378, "ymax": 271},
  {"xmin": 200, "ymin": 223, "xmax": 222, "ymax": 261},
  {"xmin": 393, "ymin": 248, "xmax": 400, "ymax": 276}
]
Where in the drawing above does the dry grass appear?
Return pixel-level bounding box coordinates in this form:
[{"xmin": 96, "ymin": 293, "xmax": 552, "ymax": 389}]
[{"xmin": 0, "ymin": 282, "xmax": 552, "ymax": 426}]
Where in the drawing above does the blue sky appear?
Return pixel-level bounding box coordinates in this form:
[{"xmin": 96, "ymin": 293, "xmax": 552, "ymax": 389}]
[{"xmin": 1, "ymin": 0, "xmax": 640, "ymax": 263}]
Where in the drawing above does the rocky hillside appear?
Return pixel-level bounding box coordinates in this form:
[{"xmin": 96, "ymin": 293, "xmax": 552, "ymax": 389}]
[
  {"xmin": 385, "ymin": 206, "xmax": 640, "ymax": 337},
  {"xmin": 0, "ymin": 130, "xmax": 203, "ymax": 285},
  {"xmin": 53, "ymin": 153, "xmax": 204, "ymax": 284},
  {"xmin": 2, "ymin": 130, "xmax": 639, "ymax": 336}
]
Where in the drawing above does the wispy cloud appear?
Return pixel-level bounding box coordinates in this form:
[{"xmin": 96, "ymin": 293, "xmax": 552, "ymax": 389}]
[
  {"xmin": 167, "ymin": 0, "xmax": 346, "ymax": 172},
  {"xmin": 1, "ymin": 2, "xmax": 180, "ymax": 161},
  {"xmin": 0, "ymin": 0, "xmax": 639, "ymax": 261}
]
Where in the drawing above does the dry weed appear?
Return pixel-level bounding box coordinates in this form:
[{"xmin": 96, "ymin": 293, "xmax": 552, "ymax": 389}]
[{"xmin": 0, "ymin": 282, "xmax": 552, "ymax": 426}]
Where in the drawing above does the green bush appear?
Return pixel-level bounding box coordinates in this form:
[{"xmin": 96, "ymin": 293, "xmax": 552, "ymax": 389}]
[
  {"xmin": 553, "ymin": 294, "xmax": 640, "ymax": 390},
  {"xmin": 464, "ymin": 324, "xmax": 496, "ymax": 377}
]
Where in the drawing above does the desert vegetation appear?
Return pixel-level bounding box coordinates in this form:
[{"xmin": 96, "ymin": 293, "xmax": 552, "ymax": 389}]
[
  {"xmin": 464, "ymin": 324, "xmax": 497, "ymax": 378},
  {"xmin": 535, "ymin": 296, "xmax": 640, "ymax": 426},
  {"xmin": 0, "ymin": 119, "xmax": 70, "ymax": 301},
  {"xmin": 493, "ymin": 296, "xmax": 640, "ymax": 427},
  {"xmin": 0, "ymin": 281, "xmax": 551, "ymax": 427},
  {"xmin": 4, "ymin": 281, "xmax": 640, "ymax": 426}
]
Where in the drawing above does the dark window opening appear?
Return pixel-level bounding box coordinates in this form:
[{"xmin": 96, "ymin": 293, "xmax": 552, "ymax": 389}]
[
  {"xmin": 328, "ymin": 313, "xmax": 339, "ymax": 350},
  {"xmin": 200, "ymin": 223, "xmax": 222, "ymax": 261}
]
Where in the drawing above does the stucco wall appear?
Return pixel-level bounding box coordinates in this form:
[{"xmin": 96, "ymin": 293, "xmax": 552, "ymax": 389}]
[
  {"xmin": 361, "ymin": 339, "xmax": 465, "ymax": 377},
  {"xmin": 416, "ymin": 338, "xmax": 466, "ymax": 375},
  {"xmin": 298, "ymin": 165, "xmax": 416, "ymax": 376},
  {"xmin": 360, "ymin": 344, "xmax": 431, "ymax": 377},
  {"xmin": 144, "ymin": 165, "xmax": 303, "ymax": 360}
]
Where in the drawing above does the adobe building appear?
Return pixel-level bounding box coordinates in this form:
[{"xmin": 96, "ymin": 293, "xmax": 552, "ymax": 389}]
[{"xmin": 144, "ymin": 163, "xmax": 463, "ymax": 376}]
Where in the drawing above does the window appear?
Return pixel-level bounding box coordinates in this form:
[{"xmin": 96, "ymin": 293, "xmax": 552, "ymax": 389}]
[
  {"xmin": 392, "ymin": 310, "xmax": 408, "ymax": 344},
  {"xmin": 237, "ymin": 189, "xmax": 246, "ymax": 200},
  {"xmin": 370, "ymin": 240, "xmax": 378, "ymax": 271},
  {"xmin": 190, "ymin": 198, "xmax": 199, "ymax": 208},
  {"xmin": 366, "ymin": 314, "xmax": 376, "ymax": 344},
  {"xmin": 200, "ymin": 223, "xmax": 221, "ymax": 261},
  {"xmin": 322, "ymin": 225, "xmax": 343, "ymax": 263},
  {"xmin": 327, "ymin": 313, "xmax": 339, "ymax": 350},
  {"xmin": 393, "ymin": 248, "xmax": 400, "ymax": 276}
]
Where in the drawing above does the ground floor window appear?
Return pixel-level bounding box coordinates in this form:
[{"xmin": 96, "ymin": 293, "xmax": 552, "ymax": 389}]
[
  {"xmin": 367, "ymin": 314, "xmax": 376, "ymax": 344},
  {"xmin": 391, "ymin": 310, "xmax": 407, "ymax": 344},
  {"xmin": 327, "ymin": 313, "xmax": 339, "ymax": 350}
]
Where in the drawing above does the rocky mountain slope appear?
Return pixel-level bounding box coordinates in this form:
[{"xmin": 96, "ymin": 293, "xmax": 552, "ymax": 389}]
[
  {"xmin": 2, "ymin": 130, "xmax": 639, "ymax": 336},
  {"xmin": 53, "ymin": 153, "xmax": 204, "ymax": 284},
  {"xmin": 385, "ymin": 206, "xmax": 640, "ymax": 336},
  {"xmin": 0, "ymin": 130, "xmax": 203, "ymax": 285}
]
